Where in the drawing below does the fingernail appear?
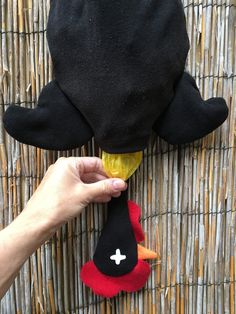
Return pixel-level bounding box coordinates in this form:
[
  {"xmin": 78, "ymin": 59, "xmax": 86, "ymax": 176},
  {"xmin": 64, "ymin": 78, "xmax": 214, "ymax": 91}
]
[{"xmin": 112, "ymin": 179, "xmax": 126, "ymax": 190}]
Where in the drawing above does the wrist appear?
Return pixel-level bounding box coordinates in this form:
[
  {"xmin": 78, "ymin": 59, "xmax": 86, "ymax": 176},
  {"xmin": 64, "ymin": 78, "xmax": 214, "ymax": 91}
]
[
  {"xmin": 21, "ymin": 205, "xmax": 58, "ymax": 242},
  {"xmin": 23, "ymin": 197, "xmax": 63, "ymax": 235}
]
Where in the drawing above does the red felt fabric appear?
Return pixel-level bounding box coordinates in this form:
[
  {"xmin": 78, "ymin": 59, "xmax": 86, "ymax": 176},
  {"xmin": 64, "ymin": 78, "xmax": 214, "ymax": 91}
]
[
  {"xmin": 128, "ymin": 200, "xmax": 145, "ymax": 243},
  {"xmin": 80, "ymin": 260, "xmax": 150, "ymax": 298}
]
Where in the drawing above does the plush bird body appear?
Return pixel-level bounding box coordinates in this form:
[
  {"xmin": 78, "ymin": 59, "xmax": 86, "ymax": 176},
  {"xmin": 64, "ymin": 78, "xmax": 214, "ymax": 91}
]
[
  {"xmin": 3, "ymin": 0, "xmax": 228, "ymax": 298},
  {"xmin": 44, "ymin": 0, "xmax": 190, "ymax": 153},
  {"xmin": 3, "ymin": 0, "xmax": 227, "ymax": 153}
]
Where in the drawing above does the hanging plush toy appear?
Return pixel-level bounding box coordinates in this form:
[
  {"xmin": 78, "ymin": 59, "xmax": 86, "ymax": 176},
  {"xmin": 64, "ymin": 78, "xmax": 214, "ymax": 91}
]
[{"xmin": 3, "ymin": 0, "xmax": 228, "ymax": 298}]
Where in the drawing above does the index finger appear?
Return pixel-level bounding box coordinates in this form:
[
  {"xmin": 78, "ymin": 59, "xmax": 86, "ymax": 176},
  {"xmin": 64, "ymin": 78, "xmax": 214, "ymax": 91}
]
[{"xmin": 73, "ymin": 157, "xmax": 108, "ymax": 176}]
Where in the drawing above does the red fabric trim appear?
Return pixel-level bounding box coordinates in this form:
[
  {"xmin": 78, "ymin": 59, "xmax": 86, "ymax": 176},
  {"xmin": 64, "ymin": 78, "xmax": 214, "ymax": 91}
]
[
  {"xmin": 80, "ymin": 260, "xmax": 150, "ymax": 298},
  {"xmin": 128, "ymin": 200, "xmax": 145, "ymax": 243}
]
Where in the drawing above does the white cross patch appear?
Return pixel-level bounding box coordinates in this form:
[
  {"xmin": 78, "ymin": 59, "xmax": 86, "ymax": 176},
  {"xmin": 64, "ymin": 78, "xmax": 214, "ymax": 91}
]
[{"xmin": 110, "ymin": 249, "xmax": 126, "ymax": 265}]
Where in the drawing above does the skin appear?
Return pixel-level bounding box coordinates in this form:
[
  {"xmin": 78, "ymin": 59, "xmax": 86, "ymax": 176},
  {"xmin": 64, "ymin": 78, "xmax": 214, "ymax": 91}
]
[{"xmin": 0, "ymin": 157, "xmax": 127, "ymax": 299}]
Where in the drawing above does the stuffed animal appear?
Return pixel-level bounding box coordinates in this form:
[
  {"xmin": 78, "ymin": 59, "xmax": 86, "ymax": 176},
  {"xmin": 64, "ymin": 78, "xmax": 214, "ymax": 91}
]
[{"xmin": 3, "ymin": 0, "xmax": 228, "ymax": 298}]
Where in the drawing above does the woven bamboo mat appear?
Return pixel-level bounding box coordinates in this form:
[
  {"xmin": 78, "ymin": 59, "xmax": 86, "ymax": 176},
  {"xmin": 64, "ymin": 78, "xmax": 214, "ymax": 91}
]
[{"xmin": 0, "ymin": 0, "xmax": 236, "ymax": 313}]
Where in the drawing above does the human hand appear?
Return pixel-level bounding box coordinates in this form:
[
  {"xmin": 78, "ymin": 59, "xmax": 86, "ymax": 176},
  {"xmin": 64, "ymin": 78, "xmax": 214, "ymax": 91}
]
[
  {"xmin": 24, "ymin": 157, "xmax": 127, "ymax": 229},
  {"xmin": 1, "ymin": 156, "xmax": 127, "ymax": 297}
]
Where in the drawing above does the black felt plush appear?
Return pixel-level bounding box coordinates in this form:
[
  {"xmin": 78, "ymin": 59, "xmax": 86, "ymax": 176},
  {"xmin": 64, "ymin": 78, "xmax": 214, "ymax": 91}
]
[
  {"xmin": 3, "ymin": 81, "xmax": 93, "ymax": 150},
  {"xmin": 153, "ymin": 72, "xmax": 229, "ymax": 144},
  {"xmin": 3, "ymin": 0, "xmax": 228, "ymax": 152},
  {"xmin": 93, "ymin": 190, "xmax": 138, "ymax": 277}
]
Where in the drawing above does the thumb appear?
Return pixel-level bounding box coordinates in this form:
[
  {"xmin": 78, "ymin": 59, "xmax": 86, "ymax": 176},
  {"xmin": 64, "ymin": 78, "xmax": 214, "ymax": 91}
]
[{"xmin": 85, "ymin": 178, "xmax": 127, "ymax": 201}]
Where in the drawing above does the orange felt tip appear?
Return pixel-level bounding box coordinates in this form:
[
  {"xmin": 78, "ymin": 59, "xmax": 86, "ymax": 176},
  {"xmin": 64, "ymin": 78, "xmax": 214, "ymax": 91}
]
[{"xmin": 137, "ymin": 244, "xmax": 157, "ymax": 260}]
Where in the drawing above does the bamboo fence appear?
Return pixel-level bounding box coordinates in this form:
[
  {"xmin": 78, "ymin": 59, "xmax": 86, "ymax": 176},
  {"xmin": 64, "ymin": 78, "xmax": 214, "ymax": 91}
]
[{"xmin": 0, "ymin": 0, "xmax": 236, "ymax": 313}]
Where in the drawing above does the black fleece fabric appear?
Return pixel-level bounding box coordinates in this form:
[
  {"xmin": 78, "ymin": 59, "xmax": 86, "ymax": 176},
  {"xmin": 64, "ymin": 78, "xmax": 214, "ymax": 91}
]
[
  {"xmin": 3, "ymin": 81, "xmax": 93, "ymax": 150},
  {"xmin": 153, "ymin": 73, "xmax": 229, "ymax": 144},
  {"xmin": 3, "ymin": 0, "xmax": 228, "ymax": 152},
  {"xmin": 93, "ymin": 190, "xmax": 138, "ymax": 276}
]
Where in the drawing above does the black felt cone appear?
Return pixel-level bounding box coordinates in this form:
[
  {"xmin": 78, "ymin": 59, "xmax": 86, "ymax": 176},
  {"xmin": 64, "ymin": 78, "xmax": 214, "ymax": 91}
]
[{"xmin": 93, "ymin": 190, "xmax": 138, "ymax": 276}]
